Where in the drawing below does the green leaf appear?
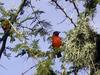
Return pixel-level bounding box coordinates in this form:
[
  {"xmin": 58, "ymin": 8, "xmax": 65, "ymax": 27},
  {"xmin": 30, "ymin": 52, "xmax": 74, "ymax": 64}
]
[
  {"xmin": 13, "ymin": 43, "xmax": 29, "ymax": 52},
  {"xmin": 0, "ymin": 6, "xmax": 9, "ymax": 16},
  {"xmin": 31, "ymin": 40, "xmax": 39, "ymax": 50},
  {"xmin": 10, "ymin": 36, "xmax": 15, "ymax": 43},
  {"xmin": 36, "ymin": 59, "xmax": 56, "ymax": 75}
]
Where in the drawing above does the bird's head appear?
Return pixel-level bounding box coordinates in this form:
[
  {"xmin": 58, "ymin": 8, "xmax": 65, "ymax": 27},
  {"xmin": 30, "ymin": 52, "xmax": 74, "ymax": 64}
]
[{"xmin": 53, "ymin": 31, "xmax": 60, "ymax": 36}]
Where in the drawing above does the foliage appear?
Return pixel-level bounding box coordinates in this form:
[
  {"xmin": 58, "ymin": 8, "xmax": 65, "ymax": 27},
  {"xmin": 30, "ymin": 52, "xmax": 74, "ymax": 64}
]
[
  {"xmin": 36, "ymin": 59, "xmax": 56, "ymax": 75},
  {"xmin": 94, "ymin": 69, "xmax": 100, "ymax": 75},
  {"xmin": 64, "ymin": 15, "xmax": 96, "ymax": 68},
  {"xmin": 0, "ymin": 0, "xmax": 100, "ymax": 75},
  {"xmin": 84, "ymin": 0, "xmax": 98, "ymax": 17},
  {"xmin": 0, "ymin": 0, "xmax": 52, "ymax": 58}
]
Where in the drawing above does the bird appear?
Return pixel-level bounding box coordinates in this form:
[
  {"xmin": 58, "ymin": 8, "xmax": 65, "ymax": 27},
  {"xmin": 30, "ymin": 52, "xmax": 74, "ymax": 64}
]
[{"xmin": 52, "ymin": 31, "xmax": 62, "ymax": 58}]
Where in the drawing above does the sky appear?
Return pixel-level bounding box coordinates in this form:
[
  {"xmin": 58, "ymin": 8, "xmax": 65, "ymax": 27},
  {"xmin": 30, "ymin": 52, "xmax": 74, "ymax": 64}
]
[
  {"xmin": 0, "ymin": 0, "xmax": 100, "ymax": 75},
  {"xmin": 0, "ymin": 0, "xmax": 36, "ymax": 75}
]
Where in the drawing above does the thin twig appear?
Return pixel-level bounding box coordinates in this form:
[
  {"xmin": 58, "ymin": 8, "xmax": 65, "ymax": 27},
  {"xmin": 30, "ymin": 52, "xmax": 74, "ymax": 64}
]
[
  {"xmin": 20, "ymin": 25, "xmax": 33, "ymax": 31},
  {"xmin": 22, "ymin": 65, "xmax": 36, "ymax": 75},
  {"xmin": 51, "ymin": 0, "xmax": 76, "ymax": 27},
  {"xmin": 19, "ymin": 17, "xmax": 35, "ymax": 24},
  {"xmin": 16, "ymin": 0, "xmax": 27, "ymax": 17},
  {"xmin": 70, "ymin": 0, "xmax": 80, "ymax": 16},
  {"xmin": 0, "ymin": 64, "xmax": 7, "ymax": 70},
  {"xmin": 9, "ymin": 20, "xmax": 22, "ymax": 35},
  {"xmin": 57, "ymin": 18, "xmax": 66, "ymax": 24}
]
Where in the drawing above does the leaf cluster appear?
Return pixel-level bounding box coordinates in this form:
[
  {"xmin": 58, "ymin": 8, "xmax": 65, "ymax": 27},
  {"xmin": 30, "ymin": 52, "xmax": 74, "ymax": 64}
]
[
  {"xmin": 64, "ymin": 15, "xmax": 96, "ymax": 68},
  {"xmin": 36, "ymin": 59, "xmax": 56, "ymax": 75},
  {"xmin": 84, "ymin": 0, "xmax": 99, "ymax": 17}
]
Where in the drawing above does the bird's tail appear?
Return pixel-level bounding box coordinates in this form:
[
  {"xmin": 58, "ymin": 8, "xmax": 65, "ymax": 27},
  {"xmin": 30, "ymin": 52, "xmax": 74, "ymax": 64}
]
[{"xmin": 57, "ymin": 52, "xmax": 62, "ymax": 58}]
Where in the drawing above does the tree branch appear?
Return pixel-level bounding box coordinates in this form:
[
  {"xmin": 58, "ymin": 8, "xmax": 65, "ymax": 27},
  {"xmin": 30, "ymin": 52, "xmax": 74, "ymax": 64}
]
[
  {"xmin": 16, "ymin": 0, "xmax": 27, "ymax": 18},
  {"xmin": 20, "ymin": 25, "xmax": 33, "ymax": 31},
  {"xmin": 21, "ymin": 65, "xmax": 36, "ymax": 75},
  {"xmin": 51, "ymin": 0, "xmax": 76, "ymax": 27},
  {"xmin": 0, "ymin": 0, "xmax": 27, "ymax": 59},
  {"xmin": 0, "ymin": 32, "xmax": 9, "ymax": 58},
  {"xmin": 18, "ymin": 16, "xmax": 36, "ymax": 25},
  {"xmin": 70, "ymin": 0, "xmax": 80, "ymax": 17}
]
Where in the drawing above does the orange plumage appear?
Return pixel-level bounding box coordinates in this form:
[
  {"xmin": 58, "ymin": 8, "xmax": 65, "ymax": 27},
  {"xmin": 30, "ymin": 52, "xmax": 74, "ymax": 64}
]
[
  {"xmin": 52, "ymin": 34, "xmax": 62, "ymax": 48},
  {"xmin": 52, "ymin": 31, "xmax": 62, "ymax": 58}
]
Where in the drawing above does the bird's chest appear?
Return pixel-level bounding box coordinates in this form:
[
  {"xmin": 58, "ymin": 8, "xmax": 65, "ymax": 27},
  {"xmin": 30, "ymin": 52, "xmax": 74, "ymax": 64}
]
[{"xmin": 52, "ymin": 36, "xmax": 61, "ymax": 47}]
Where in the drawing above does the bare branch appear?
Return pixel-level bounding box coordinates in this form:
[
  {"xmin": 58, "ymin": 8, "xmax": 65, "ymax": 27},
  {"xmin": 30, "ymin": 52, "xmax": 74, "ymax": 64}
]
[
  {"xmin": 51, "ymin": 0, "xmax": 76, "ymax": 27},
  {"xmin": 0, "ymin": 31, "xmax": 9, "ymax": 58},
  {"xmin": 70, "ymin": 0, "xmax": 80, "ymax": 16},
  {"xmin": 16, "ymin": 0, "xmax": 27, "ymax": 16},
  {"xmin": 18, "ymin": 16, "xmax": 36, "ymax": 25},
  {"xmin": 22, "ymin": 65, "xmax": 37, "ymax": 75}
]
